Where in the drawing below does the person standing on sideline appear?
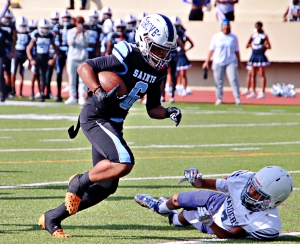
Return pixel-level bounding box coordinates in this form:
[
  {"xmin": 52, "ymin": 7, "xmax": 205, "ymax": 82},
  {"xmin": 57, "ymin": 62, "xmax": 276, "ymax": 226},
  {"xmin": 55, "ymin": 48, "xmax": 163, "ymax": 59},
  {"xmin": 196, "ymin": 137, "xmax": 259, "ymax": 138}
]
[
  {"xmin": 67, "ymin": 0, "xmax": 87, "ymax": 10},
  {"xmin": 214, "ymin": 0, "xmax": 238, "ymax": 23},
  {"xmin": 245, "ymin": 21, "xmax": 271, "ymax": 99},
  {"xmin": 64, "ymin": 16, "xmax": 89, "ymax": 105},
  {"xmin": 135, "ymin": 165, "xmax": 293, "ymax": 241},
  {"xmin": 38, "ymin": 13, "xmax": 182, "ymax": 238},
  {"xmin": 202, "ymin": 19, "xmax": 241, "ymax": 105}
]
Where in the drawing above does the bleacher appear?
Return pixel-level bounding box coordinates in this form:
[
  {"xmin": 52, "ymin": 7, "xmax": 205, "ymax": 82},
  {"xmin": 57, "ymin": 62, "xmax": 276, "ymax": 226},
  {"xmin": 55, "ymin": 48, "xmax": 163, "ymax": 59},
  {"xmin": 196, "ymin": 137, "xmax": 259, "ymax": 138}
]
[{"xmin": 5, "ymin": 0, "xmax": 300, "ymax": 87}]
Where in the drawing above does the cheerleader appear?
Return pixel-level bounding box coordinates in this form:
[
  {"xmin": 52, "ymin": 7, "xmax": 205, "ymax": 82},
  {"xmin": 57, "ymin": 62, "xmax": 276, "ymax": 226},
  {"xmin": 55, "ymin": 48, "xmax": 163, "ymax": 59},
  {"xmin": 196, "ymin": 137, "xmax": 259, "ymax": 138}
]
[{"xmin": 246, "ymin": 21, "xmax": 271, "ymax": 99}]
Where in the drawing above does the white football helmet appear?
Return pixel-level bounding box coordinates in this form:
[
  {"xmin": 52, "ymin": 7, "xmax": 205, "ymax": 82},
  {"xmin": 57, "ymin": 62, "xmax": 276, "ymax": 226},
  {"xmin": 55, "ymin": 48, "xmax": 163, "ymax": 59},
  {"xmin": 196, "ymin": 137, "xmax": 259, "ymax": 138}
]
[
  {"xmin": 137, "ymin": 12, "xmax": 147, "ymax": 24},
  {"xmin": 50, "ymin": 11, "xmax": 60, "ymax": 25},
  {"xmin": 1, "ymin": 9, "xmax": 14, "ymax": 26},
  {"xmin": 16, "ymin": 16, "xmax": 28, "ymax": 33},
  {"xmin": 38, "ymin": 18, "xmax": 51, "ymax": 36},
  {"xmin": 170, "ymin": 16, "xmax": 181, "ymax": 27},
  {"xmin": 241, "ymin": 166, "xmax": 293, "ymax": 212},
  {"xmin": 60, "ymin": 10, "xmax": 71, "ymax": 26},
  {"xmin": 102, "ymin": 19, "xmax": 113, "ymax": 34},
  {"xmin": 125, "ymin": 14, "xmax": 136, "ymax": 31},
  {"xmin": 88, "ymin": 9, "xmax": 99, "ymax": 25},
  {"xmin": 135, "ymin": 13, "xmax": 177, "ymax": 70},
  {"xmin": 101, "ymin": 6, "xmax": 112, "ymax": 20},
  {"xmin": 28, "ymin": 19, "xmax": 38, "ymax": 32}
]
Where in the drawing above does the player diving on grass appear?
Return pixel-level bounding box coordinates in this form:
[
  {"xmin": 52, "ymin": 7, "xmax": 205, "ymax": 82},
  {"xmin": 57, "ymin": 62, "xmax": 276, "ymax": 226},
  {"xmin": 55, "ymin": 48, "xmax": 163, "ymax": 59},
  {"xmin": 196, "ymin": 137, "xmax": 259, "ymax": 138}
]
[
  {"xmin": 135, "ymin": 166, "xmax": 293, "ymax": 241},
  {"xmin": 38, "ymin": 13, "xmax": 182, "ymax": 238}
]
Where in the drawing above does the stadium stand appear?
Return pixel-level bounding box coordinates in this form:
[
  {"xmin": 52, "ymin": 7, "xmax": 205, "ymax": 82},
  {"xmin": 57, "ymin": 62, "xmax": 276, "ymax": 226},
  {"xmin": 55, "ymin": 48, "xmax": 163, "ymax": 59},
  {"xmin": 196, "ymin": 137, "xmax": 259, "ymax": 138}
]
[{"xmin": 6, "ymin": 0, "xmax": 300, "ymax": 88}]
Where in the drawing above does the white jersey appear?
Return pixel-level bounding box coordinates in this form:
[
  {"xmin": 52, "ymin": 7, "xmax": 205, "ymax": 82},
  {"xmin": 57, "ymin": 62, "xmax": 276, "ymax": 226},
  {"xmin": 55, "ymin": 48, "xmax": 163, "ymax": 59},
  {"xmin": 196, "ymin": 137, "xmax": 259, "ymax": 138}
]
[{"xmin": 214, "ymin": 170, "xmax": 281, "ymax": 240}]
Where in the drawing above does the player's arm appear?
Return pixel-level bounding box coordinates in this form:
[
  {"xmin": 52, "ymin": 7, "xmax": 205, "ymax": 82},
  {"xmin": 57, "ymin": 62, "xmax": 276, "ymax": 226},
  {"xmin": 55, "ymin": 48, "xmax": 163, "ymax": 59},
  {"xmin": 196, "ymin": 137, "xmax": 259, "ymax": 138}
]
[
  {"xmin": 26, "ymin": 39, "xmax": 36, "ymax": 66},
  {"xmin": 210, "ymin": 224, "xmax": 246, "ymax": 239},
  {"xmin": 77, "ymin": 55, "xmax": 123, "ymax": 92}
]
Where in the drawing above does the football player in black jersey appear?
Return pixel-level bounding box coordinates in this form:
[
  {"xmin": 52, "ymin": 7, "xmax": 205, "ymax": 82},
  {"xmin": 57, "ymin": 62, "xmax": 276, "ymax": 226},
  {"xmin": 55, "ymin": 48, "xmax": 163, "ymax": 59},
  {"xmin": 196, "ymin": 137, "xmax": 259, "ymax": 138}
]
[
  {"xmin": 11, "ymin": 16, "xmax": 30, "ymax": 98},
  {"xmin": 84, "ymin": 9, "xmax": 101, "ymax": 59},
  {"xmin": 26, "ymin": 19, "xmax": 58, "ymax": 102},
  {"xmin": 52, "ymin": 10, "xmax": 74, "ymax": 102},
  {"xmin": 38, "ymin": 13, "xmax": 182, "ymax": 238},
  {"xmin": 0, "ymin": 9, "xmax": 16, "ymax": 98},
  {"xmin": 105, "ymin": 18, "xmax": 129, "ymax": 56},
  {"xmin": 0, "ymin": 4, "xmax": 13, "ymax": 102}
]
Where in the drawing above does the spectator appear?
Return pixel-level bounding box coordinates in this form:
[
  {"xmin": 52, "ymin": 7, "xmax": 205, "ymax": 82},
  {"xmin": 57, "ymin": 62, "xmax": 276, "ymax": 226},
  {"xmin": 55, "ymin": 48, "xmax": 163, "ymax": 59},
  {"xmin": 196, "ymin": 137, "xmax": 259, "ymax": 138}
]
[
  {"xmin": 65, "ymin": 16, "xmax": 89, "ymax": 105},
  {"xmin": 135, "ymin": 165, "xmax": 293, "ymax": 241},
  {"xmin": 283, "ymin": 0, "xmax": 300, "ymax": 22},
  {"xmin": 245, "ymin": 21, "xmax": 271, "ymax": 99},
  {"xmin": 202, "ymin": 19, "xmax": 241, "ymax": 105},
  {"xmin": 26, "ymin": 18, "xmax": 57, "ymax": 102},
  {"xmin": 67, "ymin": 0, "xmax": 86, "ymax": 10},
  {"xmin": 214, "ymin": 0, "xmax": 238, "ymax": 23},
  {"xmin": 188, "ymin": 0, "xmax": 207, "ymax": 21}
]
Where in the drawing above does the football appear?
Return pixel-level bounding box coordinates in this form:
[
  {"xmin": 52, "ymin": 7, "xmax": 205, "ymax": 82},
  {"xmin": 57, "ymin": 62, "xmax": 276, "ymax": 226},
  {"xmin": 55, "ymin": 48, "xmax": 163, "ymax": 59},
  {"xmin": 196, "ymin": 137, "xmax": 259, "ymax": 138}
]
[{"xmin": 98, "ymin": 71, "xmax": 127, "ymax": 96}]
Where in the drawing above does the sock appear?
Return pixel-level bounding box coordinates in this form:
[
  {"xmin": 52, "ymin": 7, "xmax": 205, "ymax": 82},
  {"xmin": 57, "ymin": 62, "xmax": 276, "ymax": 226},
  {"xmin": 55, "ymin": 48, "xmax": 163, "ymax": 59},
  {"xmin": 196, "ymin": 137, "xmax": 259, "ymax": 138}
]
[
  {"xmin": 158, "ymin": 201, "xmax": 172, "ymax": 214},
  {"xmin": 79, "ymin": 171, "xmax": 93, "ymax": 190},
  {"xmin": 172, "ymin": 213, "xmax": 184, "ymax": 226}
]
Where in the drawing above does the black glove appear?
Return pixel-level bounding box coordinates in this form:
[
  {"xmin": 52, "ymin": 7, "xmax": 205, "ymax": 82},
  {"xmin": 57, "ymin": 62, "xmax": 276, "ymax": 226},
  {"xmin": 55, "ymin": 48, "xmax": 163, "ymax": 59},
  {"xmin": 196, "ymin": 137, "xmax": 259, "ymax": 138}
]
[
  {"xmin": 165, "ymin": 107, "xmax": 182, "ymax": 126},
  {"xmin": 93, "ymin": 85, "xmax": 127, "ymax": 111}
]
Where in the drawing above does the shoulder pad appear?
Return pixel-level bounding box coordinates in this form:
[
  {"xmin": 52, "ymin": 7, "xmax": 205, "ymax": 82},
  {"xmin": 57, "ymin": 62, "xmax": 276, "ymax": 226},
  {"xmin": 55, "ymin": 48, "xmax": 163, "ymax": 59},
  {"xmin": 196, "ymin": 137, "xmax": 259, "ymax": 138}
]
[{"xmin": 112, "ymin": 41, "xmax": 133, "ymax": 62}]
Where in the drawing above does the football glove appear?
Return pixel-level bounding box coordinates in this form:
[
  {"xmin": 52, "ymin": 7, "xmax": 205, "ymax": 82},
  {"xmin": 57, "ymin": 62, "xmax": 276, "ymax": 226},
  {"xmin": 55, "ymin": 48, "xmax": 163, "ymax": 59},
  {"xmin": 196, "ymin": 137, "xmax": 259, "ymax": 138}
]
[
  {"xmin": 195, "ymin": 207, "xmax": 214, "ymax": 226},
  {"xmin": 165, "ymin": 107, "xmax": 182, "ymax": 126},
  {"xmin": 93, "ymin": 85, "xmax": 127, "ymax": 111},
  {"xmin": 178, "ymin": 167, "xmax": 202, "ymax": 184}
]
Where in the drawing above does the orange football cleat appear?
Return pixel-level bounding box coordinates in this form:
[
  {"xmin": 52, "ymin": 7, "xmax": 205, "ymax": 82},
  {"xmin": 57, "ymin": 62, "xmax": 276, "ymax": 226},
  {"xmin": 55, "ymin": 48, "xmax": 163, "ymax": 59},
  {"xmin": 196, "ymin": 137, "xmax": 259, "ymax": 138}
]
[{"xmin": 38, "ymin": 214, "xmax": 71, "ymax": 238}]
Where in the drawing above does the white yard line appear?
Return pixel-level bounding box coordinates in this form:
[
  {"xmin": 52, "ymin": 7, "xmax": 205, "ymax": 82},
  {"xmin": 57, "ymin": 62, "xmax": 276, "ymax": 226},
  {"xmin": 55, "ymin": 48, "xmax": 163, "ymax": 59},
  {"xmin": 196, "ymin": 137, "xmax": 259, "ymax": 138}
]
[
  {"xmin": 1, "ymin": 141, "xmax": 300, "ymax": 152},
  {"xmin": 0, "ymin": 173, "xmax": 299, "ymax": 189}
]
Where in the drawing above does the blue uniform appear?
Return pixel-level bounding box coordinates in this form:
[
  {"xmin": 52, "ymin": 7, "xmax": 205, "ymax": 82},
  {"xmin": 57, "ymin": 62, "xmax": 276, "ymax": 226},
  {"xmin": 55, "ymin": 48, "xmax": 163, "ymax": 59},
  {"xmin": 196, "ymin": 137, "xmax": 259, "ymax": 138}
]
[{"xmin": 248, "ymin": 32, "xmax": 270, "ymax": 67}]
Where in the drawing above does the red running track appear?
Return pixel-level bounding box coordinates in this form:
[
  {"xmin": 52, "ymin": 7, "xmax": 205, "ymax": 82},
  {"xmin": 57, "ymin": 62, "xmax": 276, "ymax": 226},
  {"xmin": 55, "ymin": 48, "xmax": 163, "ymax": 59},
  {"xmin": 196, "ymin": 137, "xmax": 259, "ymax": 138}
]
[{"xmin": 14, "ymin": 83, "xmax": 300, "ymax": 106}]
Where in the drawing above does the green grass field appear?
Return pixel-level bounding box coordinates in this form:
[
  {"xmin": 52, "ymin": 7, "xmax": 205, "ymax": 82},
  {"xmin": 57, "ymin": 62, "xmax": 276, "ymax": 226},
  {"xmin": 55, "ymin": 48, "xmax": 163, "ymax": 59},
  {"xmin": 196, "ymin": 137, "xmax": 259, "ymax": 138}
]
[{"xmin": 0, "ymin": 101, "xmax": 300, "ymax": 244}]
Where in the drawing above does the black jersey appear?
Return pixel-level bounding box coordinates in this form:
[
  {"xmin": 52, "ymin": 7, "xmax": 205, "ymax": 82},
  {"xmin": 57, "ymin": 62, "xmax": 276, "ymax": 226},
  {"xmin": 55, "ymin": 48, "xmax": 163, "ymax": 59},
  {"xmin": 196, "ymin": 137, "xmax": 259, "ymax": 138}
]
[
  {"xmin": 0, "ymin": 23, "xmax": 15, "ymax": 53},
  {"xmin": 54, "ymin": 24, "xmax": 75, "ymax": 56},
  {"xmin": 0, "ymin": 28, "xmax": 12, "ymax": 56},
  {"xmin": 86, "ymin": 41, "xmax": 167, "ymax": 122},
  {"xmin": 31, "ymin": 30, "xmax": 55, "ymax": 55},
  {"xmin": 106, "ymin": 31, "xmax": 130, "ymax": 55}
]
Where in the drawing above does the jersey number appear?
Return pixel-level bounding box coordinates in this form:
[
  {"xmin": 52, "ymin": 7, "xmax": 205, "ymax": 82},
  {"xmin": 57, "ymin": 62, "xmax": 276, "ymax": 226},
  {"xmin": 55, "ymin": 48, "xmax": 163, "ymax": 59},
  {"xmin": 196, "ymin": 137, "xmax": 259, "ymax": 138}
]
[{"xmin": 120, "ymin": 81, "xmax": 148, "ymax": 110}]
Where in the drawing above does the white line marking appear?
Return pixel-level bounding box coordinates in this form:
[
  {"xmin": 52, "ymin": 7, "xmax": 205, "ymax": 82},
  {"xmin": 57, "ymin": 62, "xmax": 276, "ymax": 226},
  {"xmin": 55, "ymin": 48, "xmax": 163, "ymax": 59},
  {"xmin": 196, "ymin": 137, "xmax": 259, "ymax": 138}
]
[
  {"xmin": 0, "ymin": 173, "xmax": 299, "ymax": 189},
  {"xmin": 39, "ymin": 139, "xmax": 73, "ymax": 142},
  {"xmin": 1, "ymin": 141, "xmax": 300, "ymax": 152},
  {"xmin": 156, "ymin": 232, "xmax": 300, "ymax": 243},
  {"xmin": 0, "ymin": 122, "xmax": 299, "ymax": 131},
  {"xmin": 231, "ymin": 148, "xmax": 261, "ymax": 151}
]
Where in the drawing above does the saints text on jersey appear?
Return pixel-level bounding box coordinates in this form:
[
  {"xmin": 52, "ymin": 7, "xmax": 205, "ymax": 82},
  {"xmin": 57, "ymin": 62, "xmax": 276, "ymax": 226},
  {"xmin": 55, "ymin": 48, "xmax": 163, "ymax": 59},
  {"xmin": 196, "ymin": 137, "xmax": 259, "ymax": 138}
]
[{"xmin": 133, "ymin": 69, "xmax": 157, "ymax": 83}]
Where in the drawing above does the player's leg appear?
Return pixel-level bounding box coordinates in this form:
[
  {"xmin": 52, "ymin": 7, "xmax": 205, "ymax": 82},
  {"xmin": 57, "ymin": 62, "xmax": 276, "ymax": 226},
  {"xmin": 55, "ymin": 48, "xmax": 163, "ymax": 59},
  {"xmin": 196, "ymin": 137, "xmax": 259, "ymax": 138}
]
[
  {"xmin": 55, "ymin": 55, "xmax": 66, "ymax": 102},
  {"xmin": 212, "ymin": 63, "xmax": 226, "ymax": 104},
  {"xmin": 0, "ymin": 57, "xmax": 6, "ymax": 102},
  {"xmin": 257, "ymin": 66, "xmax": 266, "ymax": 98},
  {"xmin": 10, "ymin": 57, "xmax": 17, "ymax": 97},
  {"xmin": 65, "ymin": 115, "xmax": 135, "ymax": 215},
  {"xmin": 18, "ymin": 56, "xmax": 26, "ymax": 97},
  {"xmin": 247, "ymin": 66, "xmax": 257, "ymax": 98},
  {"xmin": 226, "ymin": 61, "xmax": 241, "ymax": 104}
]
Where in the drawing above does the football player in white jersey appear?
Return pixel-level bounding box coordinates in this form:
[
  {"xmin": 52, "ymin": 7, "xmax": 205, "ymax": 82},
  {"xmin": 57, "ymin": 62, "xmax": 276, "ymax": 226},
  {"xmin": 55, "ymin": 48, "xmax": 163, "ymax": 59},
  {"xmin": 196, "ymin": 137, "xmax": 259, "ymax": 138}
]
[{"xmin": 135, "ymin": 165, "xmax": 293, "ymax": 241}]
